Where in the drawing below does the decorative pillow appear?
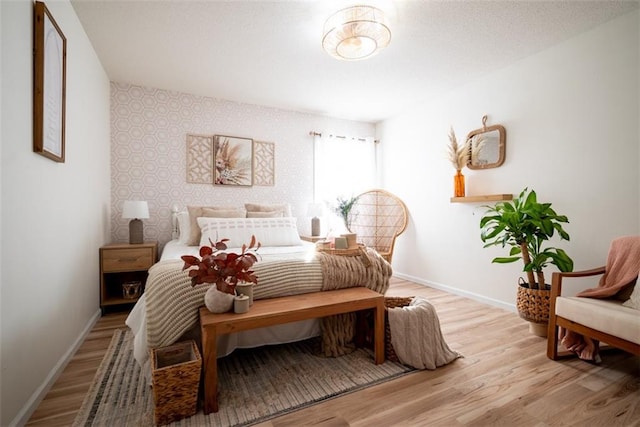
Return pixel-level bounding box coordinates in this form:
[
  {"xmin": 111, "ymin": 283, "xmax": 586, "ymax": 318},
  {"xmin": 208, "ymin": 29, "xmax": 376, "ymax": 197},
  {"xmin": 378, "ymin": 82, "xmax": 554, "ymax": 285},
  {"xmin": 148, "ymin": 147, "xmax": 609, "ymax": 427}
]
[
  {"xmin": 186, "ymin": 206, "xmax": 246, "ymax": 246},
  {"xmin": 622, "ymin": 280, "xmax": 639, "ymax": 310},
  {"xmin": 176, "ymin": 211, "xmax": 190, "ymax": 244},
  {"xmin": 246, "ymin": 210, "xmax": 284, "ymax": 218},
  {"xmin": 244, "ymin": 203, "xmax": 292, "ymax": 218},
  {"xmin": 201, "ymin": 208, "xmax": 247, "ymax": 218},
  {"xmin": 197, "ymin": 217, "xmax": 302, "ymax": 248}
]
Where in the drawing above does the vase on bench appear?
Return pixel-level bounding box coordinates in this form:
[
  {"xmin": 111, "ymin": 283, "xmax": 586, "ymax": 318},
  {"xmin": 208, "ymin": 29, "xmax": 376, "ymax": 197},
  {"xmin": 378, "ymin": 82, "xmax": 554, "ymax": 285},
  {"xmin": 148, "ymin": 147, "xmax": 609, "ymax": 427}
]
[{"xmin": 204, "ymin": 286, "xmax": 235, "ymax": 313}]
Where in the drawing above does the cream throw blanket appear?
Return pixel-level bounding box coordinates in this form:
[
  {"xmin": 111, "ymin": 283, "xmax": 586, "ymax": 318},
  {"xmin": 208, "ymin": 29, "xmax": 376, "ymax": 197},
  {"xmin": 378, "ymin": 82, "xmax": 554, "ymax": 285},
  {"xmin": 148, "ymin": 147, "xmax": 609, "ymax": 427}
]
[{"xmin": 387, "ymin": 296, "xmax": 462, "ymax": 369}]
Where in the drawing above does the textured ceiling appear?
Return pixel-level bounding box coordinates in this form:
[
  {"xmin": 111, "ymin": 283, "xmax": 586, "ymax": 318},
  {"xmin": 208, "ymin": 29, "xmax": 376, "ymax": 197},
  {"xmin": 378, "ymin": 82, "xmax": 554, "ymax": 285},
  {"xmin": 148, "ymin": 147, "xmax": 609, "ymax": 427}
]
[{"xmin": 71, "ymin": 0, "xmax": 638, "ymax": 123}]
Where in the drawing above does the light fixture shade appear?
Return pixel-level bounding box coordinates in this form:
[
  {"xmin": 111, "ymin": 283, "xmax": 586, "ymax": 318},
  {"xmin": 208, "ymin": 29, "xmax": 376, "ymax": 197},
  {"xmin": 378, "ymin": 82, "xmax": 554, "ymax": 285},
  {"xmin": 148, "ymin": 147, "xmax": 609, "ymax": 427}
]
[
  {"xmin": 322, "ymin": 5, "xmax": 391, "ymax": 61},
  {"xmin": 306, "ymin": 202, "xmax": 324, "ymax": 218},
  {"xmin": 122, "ymin": 200, "xmax": 149, "ymax": 219}
]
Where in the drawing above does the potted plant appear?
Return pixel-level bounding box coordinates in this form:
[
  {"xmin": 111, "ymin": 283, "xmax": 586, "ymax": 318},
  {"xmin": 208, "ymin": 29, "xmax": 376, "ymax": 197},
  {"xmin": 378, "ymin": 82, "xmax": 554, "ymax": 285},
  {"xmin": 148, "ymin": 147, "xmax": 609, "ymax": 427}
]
[
  {"xmin": 479, "ymin": 188, "xmax": 573, "ymax": 336},
  {"xmin": 332, "ymin": 195, "xmax": 359, "ymax": 231},
  {"xmin": 181, "ymin": 235, "xmax": 261, "ymax": 313}
]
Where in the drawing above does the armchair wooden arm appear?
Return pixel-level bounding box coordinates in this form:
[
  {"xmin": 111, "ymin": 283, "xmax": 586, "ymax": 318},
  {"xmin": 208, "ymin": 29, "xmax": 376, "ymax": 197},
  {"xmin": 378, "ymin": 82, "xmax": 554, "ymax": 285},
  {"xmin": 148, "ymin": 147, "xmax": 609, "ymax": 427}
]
[
  {"xmin": 550, "ymin": 267, "xmax": 606, "ymax": 299},
  {"xmin": 547, "ymin": 267, "xmax": 606, "ymax": 359}
]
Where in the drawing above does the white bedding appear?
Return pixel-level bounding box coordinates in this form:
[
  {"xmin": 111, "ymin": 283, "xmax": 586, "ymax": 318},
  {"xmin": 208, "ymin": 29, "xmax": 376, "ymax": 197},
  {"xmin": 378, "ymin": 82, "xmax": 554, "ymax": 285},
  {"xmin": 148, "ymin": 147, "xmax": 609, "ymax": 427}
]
[{"xmin": 125, "ymin": 240, "xmax": 321, "ymax": 374}]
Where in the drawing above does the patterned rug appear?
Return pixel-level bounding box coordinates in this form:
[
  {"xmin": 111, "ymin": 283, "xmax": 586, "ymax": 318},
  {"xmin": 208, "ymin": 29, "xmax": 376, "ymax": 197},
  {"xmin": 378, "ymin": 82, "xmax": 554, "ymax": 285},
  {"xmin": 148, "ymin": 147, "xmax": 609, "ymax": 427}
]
[{"xmin": 73, "ymin": 329, "xmax": 415, "ymax": 426}]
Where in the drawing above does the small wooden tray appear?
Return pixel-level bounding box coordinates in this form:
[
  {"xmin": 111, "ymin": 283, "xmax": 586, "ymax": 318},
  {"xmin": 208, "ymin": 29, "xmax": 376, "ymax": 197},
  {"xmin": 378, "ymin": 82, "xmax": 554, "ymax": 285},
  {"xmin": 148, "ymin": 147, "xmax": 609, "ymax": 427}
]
[{"xmin": 316, "ymin": 243, "xmax": 366, "ymax": 257}]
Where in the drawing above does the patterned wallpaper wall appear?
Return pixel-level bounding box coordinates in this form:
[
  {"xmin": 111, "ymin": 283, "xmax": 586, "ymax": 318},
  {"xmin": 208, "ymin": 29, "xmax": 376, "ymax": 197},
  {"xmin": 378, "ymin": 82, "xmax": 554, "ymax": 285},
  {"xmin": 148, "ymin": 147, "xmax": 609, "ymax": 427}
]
[{"xmin": 110, "ymin": 82, "xmax": 375, "ymax": 250}]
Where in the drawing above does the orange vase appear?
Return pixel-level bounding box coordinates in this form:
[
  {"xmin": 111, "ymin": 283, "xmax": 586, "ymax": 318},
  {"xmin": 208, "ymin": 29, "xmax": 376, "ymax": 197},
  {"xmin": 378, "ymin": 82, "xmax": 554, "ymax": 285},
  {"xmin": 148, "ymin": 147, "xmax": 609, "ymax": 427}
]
[{"xmin": 454, "ymin": 170, "xmax": 465, "ymax": 197}]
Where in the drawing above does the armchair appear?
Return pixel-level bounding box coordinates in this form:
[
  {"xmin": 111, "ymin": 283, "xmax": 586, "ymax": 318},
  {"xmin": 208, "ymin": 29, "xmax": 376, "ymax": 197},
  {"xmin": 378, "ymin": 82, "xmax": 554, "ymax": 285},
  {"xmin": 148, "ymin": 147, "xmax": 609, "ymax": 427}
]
[
  {"xmin": 347, "ymin": 189, "xmax": 408, "ymax": 263},
  {"xmin": 547, "ymin": 236, "xmax": 640, "ymax": 361}
]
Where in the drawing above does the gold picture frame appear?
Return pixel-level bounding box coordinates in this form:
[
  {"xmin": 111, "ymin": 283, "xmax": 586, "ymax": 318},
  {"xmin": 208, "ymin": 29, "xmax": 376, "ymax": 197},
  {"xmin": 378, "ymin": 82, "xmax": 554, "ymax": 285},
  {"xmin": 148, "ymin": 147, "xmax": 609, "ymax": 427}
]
[{"xmin": 33, "ymin": 1, "xmax": 67, "ymax": 163}]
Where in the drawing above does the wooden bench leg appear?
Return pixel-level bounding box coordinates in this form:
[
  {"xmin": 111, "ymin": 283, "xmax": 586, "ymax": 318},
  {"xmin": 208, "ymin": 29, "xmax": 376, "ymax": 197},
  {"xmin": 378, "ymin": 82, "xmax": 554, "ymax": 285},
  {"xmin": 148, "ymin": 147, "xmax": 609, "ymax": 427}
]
[
  {"xmin": 374, "ymin": 298, "xmax": 384, "ymax": 364},
  {"xmin": 201, "ymin": 325, "xmax": 219, "ymax": 414}
]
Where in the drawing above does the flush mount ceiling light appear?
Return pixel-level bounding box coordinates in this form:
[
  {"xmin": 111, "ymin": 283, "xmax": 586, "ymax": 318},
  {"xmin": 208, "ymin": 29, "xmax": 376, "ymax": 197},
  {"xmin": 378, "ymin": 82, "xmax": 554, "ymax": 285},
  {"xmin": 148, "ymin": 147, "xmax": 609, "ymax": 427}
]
[{"xmin": 322, "ymin": 5, "xmax": 391, "ymax": 61}]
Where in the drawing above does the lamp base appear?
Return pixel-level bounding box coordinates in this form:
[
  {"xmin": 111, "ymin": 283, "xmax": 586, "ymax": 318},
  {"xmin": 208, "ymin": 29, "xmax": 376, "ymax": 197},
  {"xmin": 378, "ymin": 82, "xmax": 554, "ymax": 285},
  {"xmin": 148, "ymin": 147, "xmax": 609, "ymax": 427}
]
[
  {"xmin": 311, "ymin": 217, "xmax": 320, "ymax": 237},
  {"xmin": 129, "ymin": 219, "xmax": 144, "ymax": 244}
]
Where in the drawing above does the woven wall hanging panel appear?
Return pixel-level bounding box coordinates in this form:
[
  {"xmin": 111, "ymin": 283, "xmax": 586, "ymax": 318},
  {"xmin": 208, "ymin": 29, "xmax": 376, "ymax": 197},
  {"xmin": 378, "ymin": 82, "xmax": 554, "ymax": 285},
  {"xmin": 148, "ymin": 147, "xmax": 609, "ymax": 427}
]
[
  {"xmin": 253, "ymin": 141, "xmax": 275, "ymax": 186},
  {"xmin": 186, "ymin": 134, "xmax": 213, "ymax": 184}
]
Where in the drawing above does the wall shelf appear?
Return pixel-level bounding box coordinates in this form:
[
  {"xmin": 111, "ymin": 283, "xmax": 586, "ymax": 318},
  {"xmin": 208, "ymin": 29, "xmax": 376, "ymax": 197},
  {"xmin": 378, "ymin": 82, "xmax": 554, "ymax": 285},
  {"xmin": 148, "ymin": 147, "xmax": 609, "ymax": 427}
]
[{"xmin": 450, "ymin": 194, "xmax": 513, "ymax": 203}]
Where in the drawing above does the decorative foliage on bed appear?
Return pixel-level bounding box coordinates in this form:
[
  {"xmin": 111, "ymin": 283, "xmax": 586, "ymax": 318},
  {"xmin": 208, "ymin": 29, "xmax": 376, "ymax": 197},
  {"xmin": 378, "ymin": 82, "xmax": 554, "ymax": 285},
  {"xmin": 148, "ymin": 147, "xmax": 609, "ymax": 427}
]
[{"xmin": 181, "ymin": 235, "xmax": 261, "ymax": 295}]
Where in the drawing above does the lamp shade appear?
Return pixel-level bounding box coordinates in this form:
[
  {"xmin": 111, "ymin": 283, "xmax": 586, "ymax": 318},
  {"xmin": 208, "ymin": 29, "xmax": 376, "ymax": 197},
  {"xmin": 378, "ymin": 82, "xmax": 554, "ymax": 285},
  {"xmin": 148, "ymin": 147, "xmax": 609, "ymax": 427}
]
[
  {"xmin": 322, "ymin": 5, "xmax": 391, "ymax": 61},
  {"xmin": 306, "ymin": 202, "xmax": 324, "ymax": 218},
  {"xmin": 122, "ymin": 200, "xmax": 149, "ymax": 219}
]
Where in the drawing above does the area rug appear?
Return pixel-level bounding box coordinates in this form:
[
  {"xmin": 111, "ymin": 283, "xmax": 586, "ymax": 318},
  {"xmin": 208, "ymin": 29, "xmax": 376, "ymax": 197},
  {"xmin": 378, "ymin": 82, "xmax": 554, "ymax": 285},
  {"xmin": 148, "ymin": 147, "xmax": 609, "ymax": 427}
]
[{"xmin": 73, "ymin": 329, "xmax": 415, "ymax": 426}]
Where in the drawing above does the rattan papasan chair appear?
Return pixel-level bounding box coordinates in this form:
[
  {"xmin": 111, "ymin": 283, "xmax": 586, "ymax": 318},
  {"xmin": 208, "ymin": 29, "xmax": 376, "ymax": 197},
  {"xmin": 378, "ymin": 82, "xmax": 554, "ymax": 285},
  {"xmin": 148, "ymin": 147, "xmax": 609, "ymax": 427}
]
[{"xmin": 347, "ymin": 189, "xmax": 408, "ymax": 263}]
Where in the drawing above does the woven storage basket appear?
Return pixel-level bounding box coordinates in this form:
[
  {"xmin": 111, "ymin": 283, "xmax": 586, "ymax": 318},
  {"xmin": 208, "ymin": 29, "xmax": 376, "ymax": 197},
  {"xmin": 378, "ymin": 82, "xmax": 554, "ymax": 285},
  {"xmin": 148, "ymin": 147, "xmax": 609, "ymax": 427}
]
[
  {"xmin": 151, "ymin": 340, "xmax": 202, "ymax": 426},
  {"xmin": 516, "ymin": 284, "xmax": 550, "ymax": 324},
  {"xmin": 384, "ymin": 296, "xmax": 414, "ymax": 363}
]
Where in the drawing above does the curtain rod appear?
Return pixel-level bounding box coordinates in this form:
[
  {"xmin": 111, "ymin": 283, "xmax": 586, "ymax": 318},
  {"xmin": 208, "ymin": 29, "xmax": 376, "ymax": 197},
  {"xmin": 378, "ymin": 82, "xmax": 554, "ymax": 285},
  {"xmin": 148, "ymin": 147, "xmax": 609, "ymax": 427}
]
[{"xmin": 309, "ymin": 131, "xmax": 379, "ymax": 144}]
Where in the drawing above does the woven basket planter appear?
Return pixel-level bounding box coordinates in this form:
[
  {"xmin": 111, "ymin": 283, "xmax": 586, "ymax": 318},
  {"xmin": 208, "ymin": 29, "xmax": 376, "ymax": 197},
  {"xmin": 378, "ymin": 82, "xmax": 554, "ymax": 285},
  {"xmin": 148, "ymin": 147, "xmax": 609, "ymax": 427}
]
[
  {"xmin": 151, "ymin": 340, "xmax": 202, "ymax": 426},
  {"xmin": 516, "ymin": 283, "xmax": 550, "ymax": 324},
  {"xmin": 384, "ymin": 296, "xmax": 414, "ymax": 363}
]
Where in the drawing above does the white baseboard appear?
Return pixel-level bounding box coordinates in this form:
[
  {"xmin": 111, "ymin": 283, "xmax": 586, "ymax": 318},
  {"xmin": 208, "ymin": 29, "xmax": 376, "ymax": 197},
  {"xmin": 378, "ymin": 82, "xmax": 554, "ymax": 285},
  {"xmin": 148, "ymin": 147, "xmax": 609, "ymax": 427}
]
[
  {"xmin": 393, "ymin": 272, "xmax": 516, "ymax": 313},
  {"xmin": 10, "ymin": 309, "xmax": 102, "ymax": 427}
]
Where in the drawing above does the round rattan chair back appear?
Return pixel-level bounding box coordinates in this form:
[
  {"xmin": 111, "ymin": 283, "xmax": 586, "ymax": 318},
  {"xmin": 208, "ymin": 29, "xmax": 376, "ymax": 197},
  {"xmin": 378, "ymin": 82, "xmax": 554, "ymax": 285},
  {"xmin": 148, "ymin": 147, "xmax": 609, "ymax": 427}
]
[{"xmin": 347, "ymin": 189, "xmax": 408, "ymax": 263}]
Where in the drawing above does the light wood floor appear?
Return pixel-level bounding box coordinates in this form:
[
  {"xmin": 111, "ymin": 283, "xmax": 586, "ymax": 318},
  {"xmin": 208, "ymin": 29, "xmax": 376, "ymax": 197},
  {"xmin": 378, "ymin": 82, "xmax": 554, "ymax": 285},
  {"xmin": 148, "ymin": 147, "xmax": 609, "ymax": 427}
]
[{"xmin": 27, "ymin": 277, "xmax": 639, "ymax": 426}]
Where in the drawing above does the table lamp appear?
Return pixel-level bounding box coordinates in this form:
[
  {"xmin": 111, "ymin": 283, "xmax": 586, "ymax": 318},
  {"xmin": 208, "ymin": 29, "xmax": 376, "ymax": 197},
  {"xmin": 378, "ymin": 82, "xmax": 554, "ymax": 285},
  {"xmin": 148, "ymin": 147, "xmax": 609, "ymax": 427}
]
[
  {"xmin": 307, "ymin": 203, "xmax": 324, "ymax": 237},
  {"xmin": 122, "ymin": 200, "xmax": 149, "ymax": 244}
]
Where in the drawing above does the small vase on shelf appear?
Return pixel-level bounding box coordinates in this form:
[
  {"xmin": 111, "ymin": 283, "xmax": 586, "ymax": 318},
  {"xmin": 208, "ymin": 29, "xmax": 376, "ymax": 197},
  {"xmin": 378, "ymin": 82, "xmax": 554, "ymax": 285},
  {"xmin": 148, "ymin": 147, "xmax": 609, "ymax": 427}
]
[{"xmin": 454, "ymin": 170, "xmax": 465, "ymax": 197}]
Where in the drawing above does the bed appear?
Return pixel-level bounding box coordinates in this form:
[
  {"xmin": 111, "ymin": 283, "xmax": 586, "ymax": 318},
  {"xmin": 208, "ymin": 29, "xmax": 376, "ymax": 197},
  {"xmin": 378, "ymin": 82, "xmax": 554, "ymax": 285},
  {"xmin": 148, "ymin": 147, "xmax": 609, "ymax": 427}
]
[{"xmin": 125, "ymin": 204, "xmax": 392, "ymax": 377}]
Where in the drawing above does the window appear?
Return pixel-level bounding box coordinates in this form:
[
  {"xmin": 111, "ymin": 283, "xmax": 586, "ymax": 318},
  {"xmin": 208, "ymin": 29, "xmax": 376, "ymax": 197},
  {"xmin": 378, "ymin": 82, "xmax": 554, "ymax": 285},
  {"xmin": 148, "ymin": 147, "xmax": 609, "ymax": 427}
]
[{"xmin": 313, "ymin": 133, "xmax": 377, "ymax": 224}]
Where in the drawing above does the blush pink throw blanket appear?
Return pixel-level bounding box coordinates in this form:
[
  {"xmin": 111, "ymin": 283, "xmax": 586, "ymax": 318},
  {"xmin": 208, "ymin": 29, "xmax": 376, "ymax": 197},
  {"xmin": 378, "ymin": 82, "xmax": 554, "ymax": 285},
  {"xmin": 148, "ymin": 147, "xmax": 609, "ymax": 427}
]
[{"xmin": 560, "ymin": 235, "xmax": 640, "ymax": 361}]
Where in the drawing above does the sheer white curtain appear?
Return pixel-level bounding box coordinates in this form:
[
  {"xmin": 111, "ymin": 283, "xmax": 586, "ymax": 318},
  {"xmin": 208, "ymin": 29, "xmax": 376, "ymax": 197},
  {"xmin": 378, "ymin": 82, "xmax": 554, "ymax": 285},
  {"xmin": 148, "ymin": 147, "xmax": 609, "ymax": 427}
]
[{"xmin": 313, "ymin": 133, "xmax": 377, "ymax": 206}]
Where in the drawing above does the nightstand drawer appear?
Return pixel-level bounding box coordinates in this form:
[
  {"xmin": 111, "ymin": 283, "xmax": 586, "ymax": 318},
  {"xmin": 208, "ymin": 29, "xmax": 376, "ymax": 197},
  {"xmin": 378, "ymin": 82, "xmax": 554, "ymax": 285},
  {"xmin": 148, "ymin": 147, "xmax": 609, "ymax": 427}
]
[{"xmin": 102, "ymin": 248, "xmax": 154, "ymax": 272}]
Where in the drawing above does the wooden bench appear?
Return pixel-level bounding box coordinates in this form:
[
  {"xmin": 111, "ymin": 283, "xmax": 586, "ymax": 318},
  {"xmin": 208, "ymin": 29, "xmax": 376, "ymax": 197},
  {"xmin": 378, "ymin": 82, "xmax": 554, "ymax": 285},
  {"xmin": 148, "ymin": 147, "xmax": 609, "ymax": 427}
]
[{"xmin": 199, "ymin": 287, "xmax": 385, "ymax": 414}]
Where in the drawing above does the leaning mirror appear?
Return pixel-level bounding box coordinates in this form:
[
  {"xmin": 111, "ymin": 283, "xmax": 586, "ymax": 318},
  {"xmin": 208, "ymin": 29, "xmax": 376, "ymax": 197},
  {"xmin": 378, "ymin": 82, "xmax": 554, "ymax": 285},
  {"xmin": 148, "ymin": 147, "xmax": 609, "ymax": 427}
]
[{"xmin": 466, "ymin": 116, "xmax": 506, "ymax": 169}]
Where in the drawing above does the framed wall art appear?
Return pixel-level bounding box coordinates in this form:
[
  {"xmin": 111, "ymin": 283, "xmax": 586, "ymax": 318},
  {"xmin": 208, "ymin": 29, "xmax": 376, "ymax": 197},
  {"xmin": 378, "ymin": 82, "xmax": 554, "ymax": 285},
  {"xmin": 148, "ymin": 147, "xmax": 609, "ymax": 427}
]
[
  {"xmin": 33, "ymin": 1, "xmax": 67, "ymax": 163},
  {"xmin": 186, "ymin": 134, "xmax": 214, "ymax": 183},
  {"xmin": 214, "ymin": 135, "xmax": 254, "ymax": 186},
  {"xmin": 253, "ymin": 141, "xmax": 275, "ymax": 186}
]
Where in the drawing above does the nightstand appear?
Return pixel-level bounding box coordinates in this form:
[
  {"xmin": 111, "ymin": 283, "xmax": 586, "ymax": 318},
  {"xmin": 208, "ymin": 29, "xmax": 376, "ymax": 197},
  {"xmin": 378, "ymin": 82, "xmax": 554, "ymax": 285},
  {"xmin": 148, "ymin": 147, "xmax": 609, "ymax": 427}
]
[
  {"xmin": 299, "ymin": 235, "xmax": 325, "ymax": 243},
  {"xmin": 99, "ymin": 241, "xmax": 158, "ymax": 313}
]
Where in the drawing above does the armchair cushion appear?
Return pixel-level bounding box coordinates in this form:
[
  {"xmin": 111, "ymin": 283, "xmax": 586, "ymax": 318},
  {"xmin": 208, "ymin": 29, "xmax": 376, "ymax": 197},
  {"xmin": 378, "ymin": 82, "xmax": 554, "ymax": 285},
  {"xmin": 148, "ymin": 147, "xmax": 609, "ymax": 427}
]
[{"xmin": 555, "ymin": 297, "xmax": 640, "ymax": 345}]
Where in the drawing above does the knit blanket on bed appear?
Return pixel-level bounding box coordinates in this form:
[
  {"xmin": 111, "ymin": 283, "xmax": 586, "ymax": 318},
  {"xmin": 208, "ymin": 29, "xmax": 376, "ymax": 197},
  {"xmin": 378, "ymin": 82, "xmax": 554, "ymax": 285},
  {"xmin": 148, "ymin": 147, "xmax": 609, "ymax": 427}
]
[{"xmin": 145, "ymin": 247, "xmax": 391, "ymax": 350}]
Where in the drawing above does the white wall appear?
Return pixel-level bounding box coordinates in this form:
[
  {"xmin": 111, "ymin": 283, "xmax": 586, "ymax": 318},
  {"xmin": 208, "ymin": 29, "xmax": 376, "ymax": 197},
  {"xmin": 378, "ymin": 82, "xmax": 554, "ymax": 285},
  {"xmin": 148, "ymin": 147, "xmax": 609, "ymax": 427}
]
[
  {"xmin": 0, "ymin": 1, "xmax": 111, "ymax": 425},
  {"xmin": 377, "ymin": 10, "xmax": 639, "ymax": 309}
]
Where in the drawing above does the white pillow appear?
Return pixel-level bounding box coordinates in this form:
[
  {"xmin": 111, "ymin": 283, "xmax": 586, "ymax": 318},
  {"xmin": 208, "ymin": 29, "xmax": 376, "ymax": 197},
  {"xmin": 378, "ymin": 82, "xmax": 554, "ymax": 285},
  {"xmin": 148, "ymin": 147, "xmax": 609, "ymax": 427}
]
[
  {"xmin": 197, "ymin": 217, "xmax": 302, "ymax": 248},
  {"xmin": 622, "ymin": 280, "xmax": 639, "ymax": 310},
  {"xmin": 176, "ymin": 211, "xmax": 190, "ymax": 244}
]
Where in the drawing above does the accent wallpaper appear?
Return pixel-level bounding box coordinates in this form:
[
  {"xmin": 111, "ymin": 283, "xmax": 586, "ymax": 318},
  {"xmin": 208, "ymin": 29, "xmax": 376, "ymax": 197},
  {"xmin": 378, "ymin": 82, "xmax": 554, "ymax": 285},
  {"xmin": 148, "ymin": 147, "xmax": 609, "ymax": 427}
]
[{"xmin": 110, "ymin": 82, "xmax": 375, "ymax": 250}]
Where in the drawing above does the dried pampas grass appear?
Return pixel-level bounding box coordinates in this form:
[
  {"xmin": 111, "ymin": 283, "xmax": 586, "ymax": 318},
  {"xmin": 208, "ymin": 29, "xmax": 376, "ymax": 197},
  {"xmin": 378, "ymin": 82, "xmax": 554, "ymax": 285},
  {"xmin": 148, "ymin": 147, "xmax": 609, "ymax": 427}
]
[
  {"xmin": 448, "ymin": 127, "xmax": 487, "ymax": 170},
  {"xmin": 470, "ymin": 135, "xmax": 486, "ymax": 164},
  {"xmin": 447, "ymin": 127, "xmax": 469, "ymax": 171}
]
